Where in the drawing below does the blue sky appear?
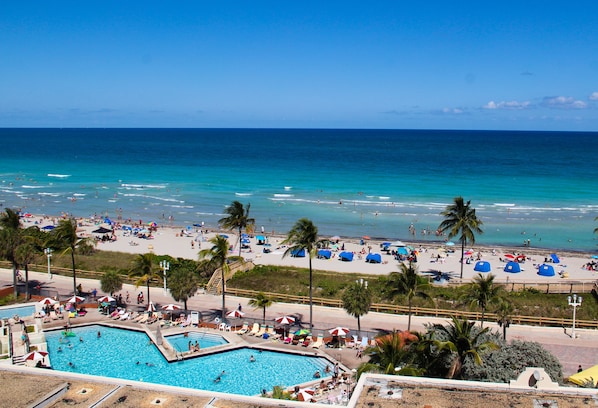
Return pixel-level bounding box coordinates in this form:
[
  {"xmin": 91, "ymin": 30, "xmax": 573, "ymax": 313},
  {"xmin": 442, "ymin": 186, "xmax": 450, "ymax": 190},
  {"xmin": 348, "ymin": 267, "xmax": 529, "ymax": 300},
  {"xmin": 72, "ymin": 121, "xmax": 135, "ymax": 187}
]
[{"xmin": 1, "ymin": 1, "xmax": 597, "ymax": 130}]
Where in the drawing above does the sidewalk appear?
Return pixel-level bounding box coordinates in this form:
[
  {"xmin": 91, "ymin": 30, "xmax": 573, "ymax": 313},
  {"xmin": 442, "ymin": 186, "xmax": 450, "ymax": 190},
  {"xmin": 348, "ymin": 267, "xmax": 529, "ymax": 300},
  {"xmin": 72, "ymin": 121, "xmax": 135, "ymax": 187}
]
[{"xmin": 2, "ymin": 267, "xmax": 596, "ymax": 377}]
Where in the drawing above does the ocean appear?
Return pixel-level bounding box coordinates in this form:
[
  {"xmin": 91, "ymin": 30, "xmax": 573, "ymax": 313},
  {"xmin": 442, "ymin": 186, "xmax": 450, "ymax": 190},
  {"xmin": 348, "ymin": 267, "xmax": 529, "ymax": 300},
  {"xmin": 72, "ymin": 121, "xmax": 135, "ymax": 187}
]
[{"xmin": 0, "ymin": 128, "xmax": 596, "ymax": 251}]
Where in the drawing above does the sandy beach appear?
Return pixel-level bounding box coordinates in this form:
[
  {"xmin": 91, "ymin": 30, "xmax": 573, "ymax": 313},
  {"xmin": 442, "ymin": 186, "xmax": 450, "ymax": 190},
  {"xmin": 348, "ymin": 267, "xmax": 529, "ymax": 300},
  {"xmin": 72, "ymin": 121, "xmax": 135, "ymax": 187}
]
[{"xmin": 30, "ymin": 215, "xmax": 598, "ymax": 284}]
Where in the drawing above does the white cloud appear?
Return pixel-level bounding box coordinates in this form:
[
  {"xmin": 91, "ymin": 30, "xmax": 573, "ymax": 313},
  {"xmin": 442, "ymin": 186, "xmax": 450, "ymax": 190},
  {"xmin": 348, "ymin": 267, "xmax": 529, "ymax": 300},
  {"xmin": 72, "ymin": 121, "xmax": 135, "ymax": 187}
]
[
  {"xmin": 541, "ymin": 96, "xmax": 587, "ymax": 109},
  {"xmin": 483, "ymin": 100, "xmax": 531, "ymax": 110},
  {"xmin": 589, "ymin": 92, "xmax": 598, "ymax": 101},
  {"xmin": 441, "ymin": 107, "xmax": 464, "ymax": 114}
]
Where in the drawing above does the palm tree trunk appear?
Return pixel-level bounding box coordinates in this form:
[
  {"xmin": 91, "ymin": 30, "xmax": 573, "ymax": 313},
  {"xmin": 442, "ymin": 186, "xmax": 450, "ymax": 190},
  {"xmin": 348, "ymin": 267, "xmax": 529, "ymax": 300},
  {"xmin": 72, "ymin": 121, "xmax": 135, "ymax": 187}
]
[
  {"xmin": 460, "ymin": 238, "xmax": 465, "ymax": 279},
  {"xmin": 221, "ymin": 267, "xmax": 226, "ymax": 318},
  {"xmin": 481, "ymin": 308, "xmax": 486, "ymax": 328},
  {"xmin": 357, "ymin": 315, "xmax": 361, "ymax": 332},
  {"xmin": 262, "ymin": 307, "xmax": 266, "ymax": 324},
  {"xmin": 24, "ymin": 265, "xmax": 30, "ymax": 300},
  {"xmin": 309, "ymin": 257, "xmax": 313, "ymax": 330},
  {"xmin": 12, "ymin": 262, "xmax": 17, "ymax": 299},
  {"xmin": 71, "ymin": 249, "xmax": 77, "ymax": 296},
  {"xmin": 407, "ymin": 299, "xmax": 413, "ymax": 331}
]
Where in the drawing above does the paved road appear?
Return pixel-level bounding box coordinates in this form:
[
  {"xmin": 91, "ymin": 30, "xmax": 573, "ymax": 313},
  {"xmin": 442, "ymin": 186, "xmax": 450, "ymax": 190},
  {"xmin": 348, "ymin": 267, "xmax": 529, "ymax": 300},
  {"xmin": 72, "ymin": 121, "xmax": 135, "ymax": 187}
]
[{"xmin": 2, "ymin": 268, "xmax": 595, "ymax": 378}]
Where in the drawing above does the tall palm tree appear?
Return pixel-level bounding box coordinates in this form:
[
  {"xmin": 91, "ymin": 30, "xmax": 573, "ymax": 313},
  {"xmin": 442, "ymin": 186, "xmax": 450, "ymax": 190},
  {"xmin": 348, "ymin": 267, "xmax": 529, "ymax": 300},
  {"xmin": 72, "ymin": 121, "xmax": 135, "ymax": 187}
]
[
  {"xmin": 438, "ymin": 197, "xmax": 483, "ymax": 279},
  {"xmin": 218, "ymin": 201, "xmax": 255, "ymax": 257},
  {"xmin": 249, "ymin": 292, "xmax": 274, "ymax": 324},
  {"xmin": 53, "ymin": 218, "xmax": 88, "ymax": 296},
  {"xmin": 199, "ymin": 235, "xmax": 230, "ymax": 318},
  {"xmin": 0, "ymin": 208, "xmax": 23, "ymax": 298},
  {"xmin": 386, "ymin": 262, "xmax": 430, "ymax": 331},
  {"xmin": 462, "ymin": 273, "xmax": 503, "ymax": 328},
  {"xmin": 282, "ymin": 218, "xmax": 324, "ymax": 330},
  {"xmin": 129, "ymin": 253, "xmax": 160, "ymax": 304},
  {"xmin": 432, "ymin": 316, "xmax": 498, "ymax": 379},
  {"xmin": 342, "ymin": 279, "xmax": 372, "ymax": 332},
  {"xmin": 496, "ymin": 300, "xmax": 513, "ymax": 341}
]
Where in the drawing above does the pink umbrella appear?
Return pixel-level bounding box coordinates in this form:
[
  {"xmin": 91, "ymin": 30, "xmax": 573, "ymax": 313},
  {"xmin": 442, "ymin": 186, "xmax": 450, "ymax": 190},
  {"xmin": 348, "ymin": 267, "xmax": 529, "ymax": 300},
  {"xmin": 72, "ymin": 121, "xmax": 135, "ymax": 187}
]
[
  {"xmin": 226, "ymin": 309, "xmax": 246, "ymax": 318},
  {"xmin": 504, "ymin": 254, "xmax": 515, "ymax": 260},
  {"xmin": 329, "ymin": 326, "xmax": 350, "ymax": 336},
  {"xmin": 23, "ymin": 350, "xmax": 48, "ymax": 362},
  {"xmin": 297, "ymin": 388, "xmax": 315, "ymax": 402},
  {"xmin": 275, "ymin": 315, "xmax": 296, "ymax": 325},
  {"xmin": 161, "ymin": 304, "xmax": 182, "ymax": 311}
]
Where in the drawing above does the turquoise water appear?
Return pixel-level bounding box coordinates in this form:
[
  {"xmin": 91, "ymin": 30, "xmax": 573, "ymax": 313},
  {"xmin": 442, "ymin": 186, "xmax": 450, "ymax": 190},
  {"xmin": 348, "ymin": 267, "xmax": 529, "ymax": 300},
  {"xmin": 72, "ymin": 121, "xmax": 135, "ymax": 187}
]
[
  {"xmin": 0, "ymin": 304, "xmax": 35, "ymax": 320},
  {"xmin": 1, "ymin": 128, "xmax": 597, "ymax": 250},
  {"xmin": 165, "ymin": 331, "xmax": 228, "ymax": 352},
  {"xmin": 45, "ymin": 325, "xmax": 331, "ymax": 395}
]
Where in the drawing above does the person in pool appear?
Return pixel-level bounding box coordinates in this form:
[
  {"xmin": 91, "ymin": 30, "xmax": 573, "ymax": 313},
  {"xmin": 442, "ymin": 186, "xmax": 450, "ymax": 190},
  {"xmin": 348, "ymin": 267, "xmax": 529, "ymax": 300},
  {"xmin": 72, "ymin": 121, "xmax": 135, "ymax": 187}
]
[{"xmin": 249, "ymin": 355, "xmax": 256, "ymax": 362}]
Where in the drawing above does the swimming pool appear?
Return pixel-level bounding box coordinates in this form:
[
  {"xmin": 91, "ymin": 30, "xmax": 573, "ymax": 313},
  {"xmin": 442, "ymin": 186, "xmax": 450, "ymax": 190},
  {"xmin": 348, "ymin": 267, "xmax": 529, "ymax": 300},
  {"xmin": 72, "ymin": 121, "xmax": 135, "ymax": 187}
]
[
  {"xmin": 45, "ymin": 325, "xmax": 332, "ymax": 396},
  {"xmin": 165, "ymin": 331, "xmax": 228, "ymax": 352},
  {"xmin": 0, "ymin": 304, "xmax": 35, "ymax": 320}
]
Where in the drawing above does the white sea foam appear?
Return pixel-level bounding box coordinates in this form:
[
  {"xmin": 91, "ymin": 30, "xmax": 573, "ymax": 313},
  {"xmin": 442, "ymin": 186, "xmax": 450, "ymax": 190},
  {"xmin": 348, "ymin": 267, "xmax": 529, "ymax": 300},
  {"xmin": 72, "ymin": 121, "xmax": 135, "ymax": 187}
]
[
  {"xmin": 47, "ymin": 174, "xmax": 71, "ymax": 178},
  {"xmin": 22, "ymin": 185, "xmax": 45, "ymax": 189},
  {"xmin": 235, "ymin": 192, "xmax": 252, "ymax": 196},
  {"xmin": 273, "ymin": 194, "xmax": 294, "ymax": 198},
  {"xmin": 379, "ymin": 196, "xmax": 390, "ymax": 200},
  {"xmin": 284, "ymin": 186, "xmax": 292, "ymax": 190},
  {"xmin": 72, "ymin": 193, "xmax": 86, "ymax": 197},
  {"xmin": 120, "ymin": 183, "xmax": 167, "ymax": 190}
]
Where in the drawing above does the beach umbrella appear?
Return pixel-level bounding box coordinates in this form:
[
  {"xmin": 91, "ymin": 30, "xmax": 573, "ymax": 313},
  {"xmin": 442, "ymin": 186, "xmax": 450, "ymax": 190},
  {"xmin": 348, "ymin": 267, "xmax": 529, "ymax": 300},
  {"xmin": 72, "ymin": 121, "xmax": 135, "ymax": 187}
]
[
  {"xmin": 474, "ymin": 261, "xmax": 492, "ymax": 273},
  {"xmin": 445, "ymin": 241, "xmax": 455, "ymax": 246},
  {"xmin": 291, "ymin": 248, "xmax": 306, "ymax": 257},
  {"xmin": 568, "ymin": 364, "xmax": 598, "ymax": 387},
  {"xmin": 23, "ymin": 351, "xmax": 48, "ymax": 362},
  {"xmin": 275, "ymin": 315, "xmax": 296, "ymax": 325},
  {"xmin": 550, "ymin": 253, "xmax": 560, "ymax": 263},
  {"xmin": 296, "ymin": 388, "xmax": 315, "ymax": 402},
  {"xmin": 92, "ymin": 226, "xmax": 112, "ymax": 234},
  {"xmin": 67, "ymin": 295, "xmax": 85, "ymax": 304},
  {"xmin": 226, "ymin": 309, "xmax": 246, "ymax": 318},
  {"xmin": 339, "ymin": 252, "xmax": 353, "ymax": 262},
  {"xmin": 161, "ymin": 303, "xmax": 182, "ymax": 311},
  {"xmin": 38, "ymin": 297, "xmax": 57, "ymax": 306},
  {"xmin": 397, "ymin": 247, "xmax": 409, "ymax": 256},
  {"xmin": 147, "ymin": 301, "xmax": 156, "ymax": 312},
  {"xmin": 504, "ymin": 261, "xmax": 521, "ymax": 273},
  {"xmin": 329, "ymin": 326, "xmax": 350, "ymax": 336},
  {"xmin": 294, "ymin": 328, "xmax": 310, "ymax": 337},
  {"xmin": 362, "ymin": 235, "xmax": 371, "ymax": 240},
  {"xmin": 97, "ymin": 295, "xmax": 115, "ymax": 303},
  {"xmin": 503, "ymin": 254, "xmax": 515, "ymax": 260}
]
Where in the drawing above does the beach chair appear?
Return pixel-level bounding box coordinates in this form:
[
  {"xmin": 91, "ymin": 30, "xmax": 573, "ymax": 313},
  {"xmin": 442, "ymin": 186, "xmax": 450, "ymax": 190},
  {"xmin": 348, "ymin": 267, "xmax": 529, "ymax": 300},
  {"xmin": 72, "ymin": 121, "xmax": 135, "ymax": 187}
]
[
  {"xmin": 119, "ymin": 312, "xmax": 130, "ymax": 320},
  {"xmin": 248, "ymin": 322, "xmax": 260, "ymax": 336},
  {"xmin": 254, "ymin": 324, "xmax": 267, "ymax": 337},
  {"xmin": 301, "ymin": 336, "xmax": 312, "ymax": 347},
  {"xmin": 311, "ymin": 334, "xmax": 324, "ymax": 349},
  {"xmin": 283, "ymin": 336, "xmax": 292, "ymax": 344},
  {"xmin": 265, "ymin": 325, "xmax": 280, "ymax": 340},
  {"xmin": 218, "ymin": 322, "xmax": 226, "ymax": 331},
  {"xmin": 137, "ymin": 313, "xmax": 149, "ymax": 324},
  {"xmin": 190, "ymin": 311, "xmax": 200, "ymax": 326},
  {"xmin": 236, "ymin": 322, "xmax": 249, "ymax": 335},
  {"xmin": 359, "ymin": 336, "xmax": 369, "ymax": 349}
]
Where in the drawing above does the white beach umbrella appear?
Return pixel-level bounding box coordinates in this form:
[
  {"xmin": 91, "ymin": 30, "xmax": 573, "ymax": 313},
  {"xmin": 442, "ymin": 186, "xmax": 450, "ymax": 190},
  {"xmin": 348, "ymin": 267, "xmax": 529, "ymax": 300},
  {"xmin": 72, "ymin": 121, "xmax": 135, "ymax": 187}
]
[
  {"xmin": 329, "ymin": 326, "xmax": 350, "ymax": 336},
  {"xmin": 147, "ymin": 301, "xmax": 156, "ymax": 312},
  {"xmin": 226, "ymin": 309, "xmax": 246, "ymax": 318},
  {"xmin": 161, "ymin": 304, "xmax": 182, "ymax": 311},
  {"xmin": 275, "ymin": 315, "xmax": 296, "ymax": 325},
  {"xmin": 38, "ymin": 297, "xmax": 57, "ymax": 306},
  {"xmin": 97, "ymin": 295, "xmax": 115, "ymax": 303}
]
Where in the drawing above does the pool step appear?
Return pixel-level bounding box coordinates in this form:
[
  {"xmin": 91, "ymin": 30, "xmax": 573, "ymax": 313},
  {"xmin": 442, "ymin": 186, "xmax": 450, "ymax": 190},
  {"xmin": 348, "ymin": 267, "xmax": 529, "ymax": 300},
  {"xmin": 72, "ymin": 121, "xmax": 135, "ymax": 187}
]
[{"xmin": 12, "ymin": 354, "xmax": 26, "ymax": 365}]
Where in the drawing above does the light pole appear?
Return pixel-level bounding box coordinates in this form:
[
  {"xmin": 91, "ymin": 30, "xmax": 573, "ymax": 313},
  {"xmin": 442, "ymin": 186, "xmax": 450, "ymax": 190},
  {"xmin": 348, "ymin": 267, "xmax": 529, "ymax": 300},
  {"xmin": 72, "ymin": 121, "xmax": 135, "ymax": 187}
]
[
  {"xmin": 568, "ymin": 294, "xmax": 582, "ymax": 339},
  {"xmin": 44, "ymin": 248, "xmax": 52, "ymax": 279},
  {"xmin": 160, "ymin": 260, "xmax": 170, "ymax": 295}
]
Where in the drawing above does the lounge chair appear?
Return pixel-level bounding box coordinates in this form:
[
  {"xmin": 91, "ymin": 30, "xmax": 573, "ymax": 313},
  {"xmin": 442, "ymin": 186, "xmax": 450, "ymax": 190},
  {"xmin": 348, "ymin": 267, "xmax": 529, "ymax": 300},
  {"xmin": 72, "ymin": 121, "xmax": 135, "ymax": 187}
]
[
  {"xmin": 265, "ymin": 325, "xmax": 280, "ymax": 340},
  {"xmin": 254, "ymin": 324, "xmax": 267, "ymax": 337},
  {"xmin": 119, "ymin": 312, "xmax": 130, "ymax": 320},
  {"xmin": 236, "ymin": 322, "xmax": 250, "ymax": 335},
  {"xmin": 283, "ymin": 336, "xmax": 292, "ymax": 344},
  {"xmin": 301, "ymin": 336, "xmax": 312, "ymax": 347},
  {"xmin": 360, "ymin": 336, "xmax": 369, "ymax": 348},
  {"xmin": 218, "ymin": 322, "xmax": 226, "ymax": 331},
  {"xmin": 190, "ymin": 311, "xmax": 200, "ymax": 326},
  {"xmin": 248, "ymin": 322, "xmax": 260, "ymax": 336},
  {"xmin": 311, "ymin": 334, "xmax": 324, "ymax": 349},
  {"xmin": 137, "ymin": 313, "xmax": 149, "ymax": 324}
]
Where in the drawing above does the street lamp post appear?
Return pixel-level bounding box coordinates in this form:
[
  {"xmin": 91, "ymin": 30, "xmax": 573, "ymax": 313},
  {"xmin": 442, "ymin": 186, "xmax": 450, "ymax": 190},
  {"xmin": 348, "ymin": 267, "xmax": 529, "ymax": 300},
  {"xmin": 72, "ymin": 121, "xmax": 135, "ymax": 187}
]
[
  {"xmin": 160, "ymin": 260, "xmax": 170, "ymax": 295},
  {"xmin": 44, "ymin": 248, "xmax": 52, "ymax": 279},
  {"xmin": 567, "ymin": 294, "xmax": 582, "ymax": 339}
]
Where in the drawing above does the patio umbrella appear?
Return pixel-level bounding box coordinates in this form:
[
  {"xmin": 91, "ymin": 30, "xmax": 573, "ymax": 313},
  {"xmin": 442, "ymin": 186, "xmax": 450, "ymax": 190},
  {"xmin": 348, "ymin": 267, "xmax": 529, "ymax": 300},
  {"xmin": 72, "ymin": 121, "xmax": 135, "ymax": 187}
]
[
  {"xmin": 474, "ymin": 261, "xmax": 492, "ymax": 273},
  {"xmin": 92, "ymin": 226, "xmax": 112, "ymax": 234},
  {"xmin": 275, "ymin": 315, "xmax": 296, "ymax": 325},
  {"xmin": 38, "ymin": 297, "xmax": 57, "ymax": 306},
  {"xmin": 330, "ymin": 235, "xmax": 341, "ymax": 242},
  {"xmin": 97, "ymin": 295, "xmax": 115, "ymax": 303},
  {"xmin": 329, "ymin": 327, "xmax": 350, "ymax": 336},
  {"xmin": 161, "ymin": 304, "xmax": 182, "ymax": 311},
  {"xmin": 226, "ymin": 309, "xmax": 246, "ymax": 318},
  {"xmin": 67, "ymin": 295, "xmax": 85, "ymax": 304},
  {"xmin": 23, "ymin": 351, "xmax": 48, "ymax": 362},
  {"xmin": 294, "ymin": 328, "xmax": 310, "ymax": 337},
  {"xmin": 147, "ymin": 301, "xmax": 156, "ymax": 312},
  {"xmin": 297, "ymin": 388, "xmax": 315, "ymax": 402}
]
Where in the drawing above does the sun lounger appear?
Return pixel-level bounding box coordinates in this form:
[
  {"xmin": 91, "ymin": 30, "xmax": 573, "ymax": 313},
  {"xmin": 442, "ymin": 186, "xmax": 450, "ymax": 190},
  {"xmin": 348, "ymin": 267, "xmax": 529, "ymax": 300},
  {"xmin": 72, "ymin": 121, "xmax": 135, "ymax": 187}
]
[
  {"xmin": 137, "ymin": 313, "xmax": 149, "ymax": 324},
  {"xmin": 265, "ymin": 325, "xmax": 280, "ymax": 339},
  {"xmin": 311, "ymin": 334, "xmax": 324, "ymax": 349},
  {"xmin": 190, "ymin": 311, "xmax": 200, "ymax": 326},
  {"xmin": 301, "ymin": 336, "xmax": 312, "ymax": 347},
  {"xmin": 283, "ymin": 336, "xmax": 292, "ymax": 344},
  {"xmin": 236, "ymin": 322, "xmax": 249, "ymax": 335},
  {"xmin": 254, "ymin": 324, "xmax": 267, "ymax": 337},
  {"xmin": 119, "ymin": 312, "xmax": 130, "ymax": 320},
  {"xmin": 248, "ymin": 322, "xmax": 260, "ymax": 336},
  {"xmin": 360, "ymin": 336, "xmax": 369, "ymax": 348}
]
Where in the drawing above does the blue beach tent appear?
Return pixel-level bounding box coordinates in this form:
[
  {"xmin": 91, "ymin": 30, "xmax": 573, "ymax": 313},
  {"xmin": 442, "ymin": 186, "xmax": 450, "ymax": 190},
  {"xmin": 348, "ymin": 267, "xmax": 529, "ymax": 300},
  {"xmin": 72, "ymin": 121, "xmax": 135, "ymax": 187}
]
[
  {"xmin": 317, "ymin": 250, "xmax": 332, "ymax": 259},
  {"xmin": 339, "ymin": 252, "xmax": 354, "ymax": 262},
  {"xmin": 291, "ymin": 248, "xmax": 306, "ymax": 258},
  {"xmin": 550, "ymin": 253, "xmax": 560, "ymax": 263},
  {"xmin": 474, "ymin": 261, "xmax": 492, "ymax": 273},
  {"xmin": 538, "ymin": 264, "xmax": 556, "ymax": 277},
  {"xmin": 366, "ymin": 253, "xmax": 382, "ymax": 263},
  {"xmin": 504, "ymin": 261, "xmax": 521, "ymax": 273},
  {"xmin": 397, "ymin": 247, "xmax": 409, "ymax": 256}
]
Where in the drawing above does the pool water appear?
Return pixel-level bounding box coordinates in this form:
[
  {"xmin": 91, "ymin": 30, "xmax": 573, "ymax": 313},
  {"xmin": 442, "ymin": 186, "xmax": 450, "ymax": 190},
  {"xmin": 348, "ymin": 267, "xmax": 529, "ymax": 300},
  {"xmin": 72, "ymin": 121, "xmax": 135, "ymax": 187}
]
[
  {"xmin": 165, "ymin": 332, "xmax": 228, "ymax": 352},
  {"xmin": 0, "ymin": 304, "xmax": 35, "ymax": 320},
  {"xmin": 45, "ymin": 325, "xmax": 332, "ymax": 396}
]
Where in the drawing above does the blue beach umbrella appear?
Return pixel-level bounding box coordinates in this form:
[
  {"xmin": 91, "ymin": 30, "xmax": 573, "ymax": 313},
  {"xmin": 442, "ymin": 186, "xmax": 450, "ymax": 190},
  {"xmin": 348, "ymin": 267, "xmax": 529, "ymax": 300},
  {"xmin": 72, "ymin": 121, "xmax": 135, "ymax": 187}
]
[
  {"xmin": 504, "ymin": 261, "xmax": 521, "ymax": 273},
  {"xmin": 474, "ymin": 261, "xmax": 491, "ymax": 273},
  {"xmin": 339, "ymin": 252, "xmax": 354, "ymax": 262},
  {"xmin": 538, "ymin": 264, "xmax": 555, "ymax": 277}
]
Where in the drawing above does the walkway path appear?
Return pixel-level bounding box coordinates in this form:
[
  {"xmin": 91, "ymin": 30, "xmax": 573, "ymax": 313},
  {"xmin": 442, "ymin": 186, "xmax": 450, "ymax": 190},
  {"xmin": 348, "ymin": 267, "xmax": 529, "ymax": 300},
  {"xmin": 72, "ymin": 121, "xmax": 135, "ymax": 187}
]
[{"xmin": 1, "ymin": 267, "xmax": 595, "ymax": 377}]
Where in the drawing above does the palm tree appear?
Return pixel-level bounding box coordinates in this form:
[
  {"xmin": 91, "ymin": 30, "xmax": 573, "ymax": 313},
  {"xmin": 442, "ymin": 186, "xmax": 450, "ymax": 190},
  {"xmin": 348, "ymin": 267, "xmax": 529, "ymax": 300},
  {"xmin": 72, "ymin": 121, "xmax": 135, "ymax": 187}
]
[
  {"xmin": 342, "ymin": 279, "xmax": 372, "ymax": 333},
  {"xmin": 100, "ymin": 270, "xmax": 123, "ymax": 296},
  {"xmin": 0, "ymin": 208, "xmax": 23, "ymax": 298},
  {"xmin": 496, "ymin": 300, "xmax": 513, "ymax": 341},
  {"xmin": 462, "ymin": 273, "xmax": 503, "ymax": 328},
  {"xmin": 129, "ymin": 253, "xmax": 160, "ymax": 304},
  {"xmin": 168, "ymin": 265, "xmax": 199, "ymax": 311},
  {"xmin": 15, "ymin": 237, "xmax": 38, "ymax": 300},
  {"xmin": 438, "ymin": 197, "xmax": 483, "ymax": 279},
  {"xmin": 386, "ymin": 262, "xmax": 430, "ymax": 331},
  {"xmin": 218, "ymin": 201, "xmax": 255, "ymax": 257},
  {"xmin": 199, "ymin": 235, "xmax": 230, "ymax": 318},
  {"xmin": 282, "ymin": 218, "xmax": 324, "ymax": 330},
  {"xmin": 358, "ymin": 330, "xmax": 422, "ymax": 376},
  {"xmin": 53, "ymin": 218, "xmax": 88, "ymax": 296},
  {"xmin": 249, "ymin": 292, "xmax": 274, "ymax": 324},
  {"xmin": 432, "ymin": 316, "xmax": 498, "ymax": 379}
]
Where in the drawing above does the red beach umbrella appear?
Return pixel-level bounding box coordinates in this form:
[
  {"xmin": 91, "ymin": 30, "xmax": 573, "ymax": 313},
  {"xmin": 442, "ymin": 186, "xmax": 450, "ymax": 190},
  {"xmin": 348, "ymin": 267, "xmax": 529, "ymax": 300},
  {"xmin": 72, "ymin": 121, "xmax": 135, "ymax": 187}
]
[
  {"xmin": 38, "ymin": 297, "xmax": 57, "ymax": 306},
  {"xmin": 504, "ymin": 254, "xmax": 515, "ymax": 260},
  {"xmin": 226, "ymin": 309, "xmax": 246, "ymax": 318},
  {"xmin": 297, "ymin": 388, "xmax": 315, "ymax": 402},
  {"xmin": 97, "ymin": 295, "xmax": 115, "ymax": 303},
  {"xmin": 161, "ymin": 304, "xmax": 182, "ymax": 311},
  {"xmin": 329, "ymin": 326, "xmax": 350, "ymax": 336},
  {"xmin": 67, "ymin": 295, "xmax": 85, "ymax": 304},
  {"xmin": 23, "ymin": 351, "xmax": 48, "ymax": 362},
  {"xmin": 275, "ymin": 315, "xmax": 296, "ymax": 325}
]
